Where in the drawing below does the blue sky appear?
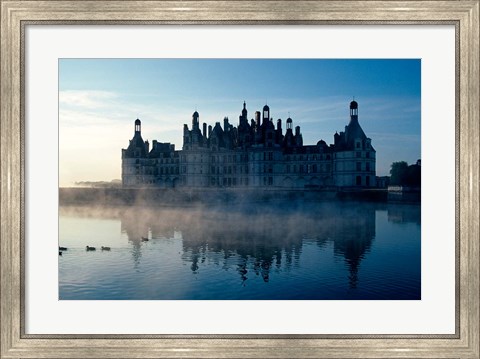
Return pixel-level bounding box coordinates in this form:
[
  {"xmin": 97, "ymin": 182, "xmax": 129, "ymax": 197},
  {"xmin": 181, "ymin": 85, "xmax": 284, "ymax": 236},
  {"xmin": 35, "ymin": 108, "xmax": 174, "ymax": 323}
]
[{"xmin": 59, "ymin": 59, "xmax": 420, "ymax": 186}]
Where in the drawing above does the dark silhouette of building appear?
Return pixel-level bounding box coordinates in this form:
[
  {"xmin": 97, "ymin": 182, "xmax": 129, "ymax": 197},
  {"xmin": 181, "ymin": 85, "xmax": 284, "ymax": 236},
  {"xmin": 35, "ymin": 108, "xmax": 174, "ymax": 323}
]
[{"xmin": 122, "ymin": 100, "xmax": 376, "ymax": 188}]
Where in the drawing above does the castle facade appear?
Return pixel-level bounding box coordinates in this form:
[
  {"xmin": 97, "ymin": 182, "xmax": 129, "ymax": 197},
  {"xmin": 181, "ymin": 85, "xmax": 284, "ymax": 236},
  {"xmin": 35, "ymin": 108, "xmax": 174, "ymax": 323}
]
[{"xmin": 122, "ymin": 100, "xmax": 376, "ymax": 189}]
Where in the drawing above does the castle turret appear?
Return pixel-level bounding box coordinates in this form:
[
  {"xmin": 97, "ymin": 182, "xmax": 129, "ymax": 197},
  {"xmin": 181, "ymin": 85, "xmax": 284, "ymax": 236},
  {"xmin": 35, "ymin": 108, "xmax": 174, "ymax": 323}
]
[
  {"xmin": 192, "ymin": 111, "xmax": 200, "ymax": 130},
  {"xmin": 350, "ymin": 99, "xmax": 358, "ymax": 120},
  {"xmin": 345, "ymin": 99, "xmax": 367, "ymax": 149},
  {"xmin": 135, "ymin": 118, "xmax": 141, "ymax": 134},
  {"xmin": 241, "ymin": 101, "xmax": 248, "ymax": 123},
  {"xmin": 262, "ymin": 104, "xmax": 270, "ymax": 125}
]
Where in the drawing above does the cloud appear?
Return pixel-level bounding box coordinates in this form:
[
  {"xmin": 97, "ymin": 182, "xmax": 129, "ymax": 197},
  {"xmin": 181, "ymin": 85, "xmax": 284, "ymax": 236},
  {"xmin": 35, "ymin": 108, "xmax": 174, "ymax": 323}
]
[{"xmin": 59, "ymin": 90, "xmax": 117, "ymax": 109}]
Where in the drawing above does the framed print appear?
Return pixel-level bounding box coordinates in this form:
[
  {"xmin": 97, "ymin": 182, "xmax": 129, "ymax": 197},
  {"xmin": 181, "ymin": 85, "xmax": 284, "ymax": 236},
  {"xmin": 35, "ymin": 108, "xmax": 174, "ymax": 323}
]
[{"xmin": 1, "ymin": 1, "xmax": 479, "ymax": 358}]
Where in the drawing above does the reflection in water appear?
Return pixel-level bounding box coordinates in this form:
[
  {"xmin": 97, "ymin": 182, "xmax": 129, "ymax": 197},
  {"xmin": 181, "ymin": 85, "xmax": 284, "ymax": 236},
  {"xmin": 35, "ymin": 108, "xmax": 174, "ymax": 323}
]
[
  {"xmin": 59, "ymin": 202, "xmax": 421, "ymax": 300},
  {"xmin": 118, "ymin": 203, "xmax": 376, "ymax": 289}
]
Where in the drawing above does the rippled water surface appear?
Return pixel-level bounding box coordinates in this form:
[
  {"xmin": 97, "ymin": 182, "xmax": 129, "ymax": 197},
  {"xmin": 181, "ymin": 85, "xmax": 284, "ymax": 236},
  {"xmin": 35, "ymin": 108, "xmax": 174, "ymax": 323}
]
[{"xmin": 59, "ymin": 202, "xmax": 421, "ymax": 300}]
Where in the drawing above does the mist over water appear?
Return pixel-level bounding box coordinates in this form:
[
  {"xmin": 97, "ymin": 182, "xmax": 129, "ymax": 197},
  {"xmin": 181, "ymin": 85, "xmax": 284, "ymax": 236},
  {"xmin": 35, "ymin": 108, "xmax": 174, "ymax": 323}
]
[{"xmin": 59, "ymin": 201, "xmax": 421, "ymax": 300}]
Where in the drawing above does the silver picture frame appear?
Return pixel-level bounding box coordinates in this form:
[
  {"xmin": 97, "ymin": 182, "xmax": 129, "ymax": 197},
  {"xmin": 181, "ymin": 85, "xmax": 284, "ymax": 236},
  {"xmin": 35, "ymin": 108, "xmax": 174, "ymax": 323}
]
[{"xmin": 1, "ymin": 1, "xmax": 479, "ymax": 358}]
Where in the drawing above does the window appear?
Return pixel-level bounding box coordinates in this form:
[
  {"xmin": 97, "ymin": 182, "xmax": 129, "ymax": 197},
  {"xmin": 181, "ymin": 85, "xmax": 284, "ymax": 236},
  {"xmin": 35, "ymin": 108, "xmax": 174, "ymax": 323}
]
[
  {"xmin": 356, "ymin": 142, "xmax": 360, "ymax": 149},
  {"xmin": 366, "ymin": 152, "xmax": 370, "ymax": 158},
  {"xmin": 268, "ymin": 177, "xmax": 273, "ymax": 185},
  {"xmin": 356, "ymin": 162, "xmax": 362, "ymax": 171},
  {"xmin": 366, "ymin": 176, "xmax": 370, "ymax": 186},
  {"xmin": 268, "ymin": 152, "xmax": 273, "ymax": 161},
  {"xmin": 366, "ymin": 162, "xmax": 370, "ymax": 171},
  {"xmin": 312, "ymin": 164, "xmax": 317, "ymax": 173},
  {"xmin": 286, "ymin": 165, "xmax": 290, "ymax": 173},
  {"xmin": 356, "ymin": 152, "xmax": 361, "ymax": 158},
  {"xmin": 356, "ymin": 175, "xmax": 362, "ymax": 185}
]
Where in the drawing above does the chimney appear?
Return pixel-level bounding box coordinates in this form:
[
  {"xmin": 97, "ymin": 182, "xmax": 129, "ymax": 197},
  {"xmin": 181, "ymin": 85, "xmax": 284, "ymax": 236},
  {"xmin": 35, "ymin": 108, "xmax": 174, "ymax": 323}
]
[
  {"xmin": 255, "ymin": 111, "xmax": 261, "ymax": 127},
  {"xmin": 203, "ymin": 123, "xmax": 207, "ymax": 137},
  {"xmin": 224, "ymin": 117, "xmax": 229, "ymax": 131}
]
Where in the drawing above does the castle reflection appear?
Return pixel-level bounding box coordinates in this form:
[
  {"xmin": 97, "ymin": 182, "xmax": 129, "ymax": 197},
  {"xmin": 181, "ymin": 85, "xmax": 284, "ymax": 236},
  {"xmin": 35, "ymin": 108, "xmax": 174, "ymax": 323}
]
[{"xmin": 116, "ymin": 201, "xmax": 413, "ymax": 288}]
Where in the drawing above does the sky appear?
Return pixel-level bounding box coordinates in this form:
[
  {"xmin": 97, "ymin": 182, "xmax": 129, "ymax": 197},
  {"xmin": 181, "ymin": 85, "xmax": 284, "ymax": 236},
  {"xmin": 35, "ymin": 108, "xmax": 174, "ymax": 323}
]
[{"xmin": 59, "ymin": 59, "xmax": 421, "ymax": 187}]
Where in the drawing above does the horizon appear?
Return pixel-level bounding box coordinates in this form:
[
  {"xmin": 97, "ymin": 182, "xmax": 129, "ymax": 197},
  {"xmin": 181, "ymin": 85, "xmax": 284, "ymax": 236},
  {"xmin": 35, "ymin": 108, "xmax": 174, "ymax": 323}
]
[{"xmin": 59, "ymin": 59, "xmax": 421, "ymax": 187}]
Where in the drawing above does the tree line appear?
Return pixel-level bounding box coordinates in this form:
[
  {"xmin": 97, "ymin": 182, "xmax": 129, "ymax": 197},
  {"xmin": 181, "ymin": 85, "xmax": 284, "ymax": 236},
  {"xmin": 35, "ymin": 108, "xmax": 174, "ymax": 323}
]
[{"xmin": 389, "ymin": 160, "xmax": 421, "ymax": 187}]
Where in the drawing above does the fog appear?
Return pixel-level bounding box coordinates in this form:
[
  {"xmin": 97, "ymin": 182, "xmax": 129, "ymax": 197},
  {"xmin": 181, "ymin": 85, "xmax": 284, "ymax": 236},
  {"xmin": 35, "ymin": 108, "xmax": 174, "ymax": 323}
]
[{"xmin": 60, "ymin": 201, "xmax": 420, "ymax": 289}]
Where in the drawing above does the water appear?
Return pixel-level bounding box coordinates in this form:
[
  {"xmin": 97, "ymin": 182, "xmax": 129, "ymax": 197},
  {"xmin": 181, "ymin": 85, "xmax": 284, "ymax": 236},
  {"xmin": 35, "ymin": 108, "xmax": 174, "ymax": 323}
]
[{"xmin": 59, "ymin": 201, "xmax": 421, "ymax": 300}]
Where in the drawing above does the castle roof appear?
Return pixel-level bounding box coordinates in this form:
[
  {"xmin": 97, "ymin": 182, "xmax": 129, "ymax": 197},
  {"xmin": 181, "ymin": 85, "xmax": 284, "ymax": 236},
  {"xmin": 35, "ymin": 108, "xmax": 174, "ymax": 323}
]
[{"xmin": 125, "ymin": 132, "xmax": 148, "ymax": 157}]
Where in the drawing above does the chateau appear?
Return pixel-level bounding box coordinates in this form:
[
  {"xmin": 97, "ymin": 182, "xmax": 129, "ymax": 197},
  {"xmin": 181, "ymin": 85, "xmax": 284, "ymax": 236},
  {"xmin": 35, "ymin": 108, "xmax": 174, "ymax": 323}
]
[{"xmin": 122, "ymin": 100, "xmax": 376, "ymax": 189}]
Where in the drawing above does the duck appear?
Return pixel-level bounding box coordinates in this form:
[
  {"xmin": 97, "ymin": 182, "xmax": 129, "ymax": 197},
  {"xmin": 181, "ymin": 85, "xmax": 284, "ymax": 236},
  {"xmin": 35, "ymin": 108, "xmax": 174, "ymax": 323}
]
[
  {"xmin": 59, "ymin": 246, "xmax": 67, "ymax": 251},
  {"xmin": 86, "ymin": 246, "xmax": 96, "ymax": 251},
  {"xmin": 101, "ymin": 246, "xmax": 111, "ymax": 251},
  {"xmin": 141, "ymin": 237, "xmax": 149, "ymax": 242}
]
